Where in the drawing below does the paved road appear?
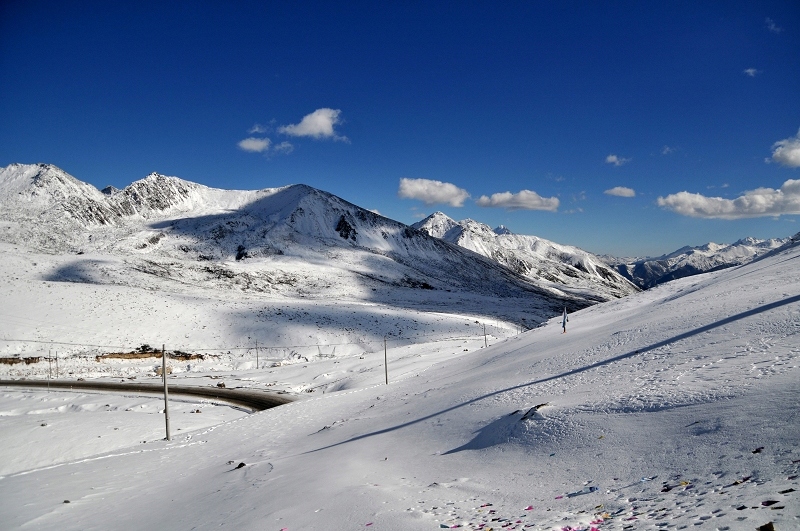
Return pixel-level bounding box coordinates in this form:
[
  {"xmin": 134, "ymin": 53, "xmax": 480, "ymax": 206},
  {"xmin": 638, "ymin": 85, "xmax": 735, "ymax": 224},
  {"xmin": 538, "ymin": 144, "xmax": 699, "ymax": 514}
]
[{"xmin": 0, "ymin": 379, "xmax": 296, "ymax": 411}]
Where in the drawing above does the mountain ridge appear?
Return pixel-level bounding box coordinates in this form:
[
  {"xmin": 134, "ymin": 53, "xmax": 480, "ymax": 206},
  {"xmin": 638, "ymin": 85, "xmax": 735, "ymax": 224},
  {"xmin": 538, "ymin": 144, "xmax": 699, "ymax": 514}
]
[
  {"xmin": 0, "ymin": 163, "xmax": 590, "ymax": 327},
  {"xmin": 413, "ymin": 211, "xmax": 639, "ymax": 302},
  {"xmin": 609, "ymin": 236, "xmax": 791, "ymax": 288}
]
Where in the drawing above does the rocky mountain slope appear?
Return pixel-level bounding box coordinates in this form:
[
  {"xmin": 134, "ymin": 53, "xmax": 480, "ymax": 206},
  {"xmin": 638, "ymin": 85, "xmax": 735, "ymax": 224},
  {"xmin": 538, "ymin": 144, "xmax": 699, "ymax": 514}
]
[
  {"xmin": 413, "ymin": 211, "xmax": 639, "ymax": 302},
  {"xmin": 608, "ymin": 237, "xmax": 791, "ymax": 289}
]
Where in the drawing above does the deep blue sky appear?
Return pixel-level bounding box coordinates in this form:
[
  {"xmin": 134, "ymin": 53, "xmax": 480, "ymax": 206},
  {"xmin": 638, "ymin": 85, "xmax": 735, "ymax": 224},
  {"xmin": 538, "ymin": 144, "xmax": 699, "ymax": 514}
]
[{"xmin": 2, "ymin": 1, "xmax": 799, "ymax": 257}]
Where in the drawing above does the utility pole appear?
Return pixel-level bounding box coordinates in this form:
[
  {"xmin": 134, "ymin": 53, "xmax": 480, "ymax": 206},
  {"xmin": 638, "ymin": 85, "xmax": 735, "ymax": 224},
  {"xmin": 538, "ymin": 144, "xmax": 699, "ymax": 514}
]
[
  {"xmin": 384, "ymin": 337, "xmax": 388, "ymax": 385},
  {"xmin": 162, "ymin": 344, "xmax": 170, "ymax": 441},
  {"xmin": 483, "ymin": 323, "xmax": 488, "ymax": 348}
]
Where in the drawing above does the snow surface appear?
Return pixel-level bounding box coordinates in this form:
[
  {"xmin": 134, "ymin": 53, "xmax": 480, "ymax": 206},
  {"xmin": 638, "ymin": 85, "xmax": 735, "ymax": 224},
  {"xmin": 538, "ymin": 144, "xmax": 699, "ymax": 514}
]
[{"xmin": 1, "ymin": 227, "xmax": 799, "ymax": 529}]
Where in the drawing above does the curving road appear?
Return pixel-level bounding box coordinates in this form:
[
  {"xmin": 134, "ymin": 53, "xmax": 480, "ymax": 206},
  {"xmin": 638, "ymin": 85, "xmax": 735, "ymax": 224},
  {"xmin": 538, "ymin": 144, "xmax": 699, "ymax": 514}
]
[{"xmin": 0, "ymin": 379, "xmax": 296, "ymax": 412}]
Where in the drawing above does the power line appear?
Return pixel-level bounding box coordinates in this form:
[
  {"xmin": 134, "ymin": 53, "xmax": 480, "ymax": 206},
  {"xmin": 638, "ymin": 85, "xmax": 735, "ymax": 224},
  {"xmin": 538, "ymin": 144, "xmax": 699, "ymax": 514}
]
[
  {"xmin": 0, "ymin": 333, "xmax": 498, "ymax": 354},
  {"xmin": 0, "ymin": 338, "xmax": 127, "ymax": 349}
]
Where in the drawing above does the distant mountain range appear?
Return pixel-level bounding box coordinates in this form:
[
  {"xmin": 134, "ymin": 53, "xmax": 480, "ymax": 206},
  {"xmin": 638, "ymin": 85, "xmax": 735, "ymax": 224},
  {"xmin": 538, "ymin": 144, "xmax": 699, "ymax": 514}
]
[
  {"xmin": 2, "ymin": 163, "xmax": 791, "ymax": 318},
  {"xmin": 412, "ymin": 212, "xmax": 639, "ymax": 302},
  {"xmin": 604, "ymin": 237, "xmax": 792, "ymax": 289}
]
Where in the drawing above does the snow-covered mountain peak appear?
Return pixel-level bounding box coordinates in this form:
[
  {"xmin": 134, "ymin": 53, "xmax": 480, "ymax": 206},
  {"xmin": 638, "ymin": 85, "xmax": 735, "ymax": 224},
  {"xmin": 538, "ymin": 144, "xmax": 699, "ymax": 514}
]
[
  {"xmin": 414, "ymin": 212, "xmax": 639, "ymax": 301},
  {"xmin": 114, "ymin": 171, "xmax": 212, "ymax": 217},
  {"xmin": 0, "ymin": 162, "xmax": 102, "ymax": 199},
  {"xmin": 697, "ymin": 242, "xmax": 726, "ymax": 253},
  {"xmin": 0, "ymin": 163, "xmax": 116, "ymax": 229},
  {"xmin": 412, "ymin": 211, "xmax": 459, "ymax": 238}
]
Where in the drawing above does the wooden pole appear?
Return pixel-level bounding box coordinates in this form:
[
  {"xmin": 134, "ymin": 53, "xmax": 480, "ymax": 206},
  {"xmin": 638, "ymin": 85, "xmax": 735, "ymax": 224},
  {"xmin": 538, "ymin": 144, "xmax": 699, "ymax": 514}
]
[
  {"xmin": 483, "ymin": 323, "xmax": 488, "ymax": 348},
  {"xmin": 48, "ymin": 350, "xmax": 51, "ymax": 392},
  {"xmin": 384, "ymin": 337, "xmax": 388, "ymax": 385},
  {"xmin": 162, "ymin": 344, "xmax": 170, "ymax": 441}
]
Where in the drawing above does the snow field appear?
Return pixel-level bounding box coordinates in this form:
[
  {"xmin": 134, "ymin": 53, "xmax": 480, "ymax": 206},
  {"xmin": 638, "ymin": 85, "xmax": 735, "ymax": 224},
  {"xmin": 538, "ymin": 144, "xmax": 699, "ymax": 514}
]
[{"xmin": 0, "ymin": 243, "xmax": 798, "ymax": 529}]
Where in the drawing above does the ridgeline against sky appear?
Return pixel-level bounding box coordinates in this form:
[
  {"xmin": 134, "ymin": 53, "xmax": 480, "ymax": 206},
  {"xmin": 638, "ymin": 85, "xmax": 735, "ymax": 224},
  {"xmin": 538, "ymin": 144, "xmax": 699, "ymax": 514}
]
[{"xmin": 1, "ymin": 1, "xmax": 798, "ymax": 256}]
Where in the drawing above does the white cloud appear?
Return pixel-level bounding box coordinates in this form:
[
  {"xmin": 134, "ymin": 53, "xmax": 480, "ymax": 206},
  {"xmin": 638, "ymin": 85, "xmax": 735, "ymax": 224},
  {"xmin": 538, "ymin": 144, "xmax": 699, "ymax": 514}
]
[
  {"xmin": 248, "ymin": 123, "xmax": 267, "ymax": 134},
  {"xmin": 272, "ymin": 141, "xmax": 294, "ymax": 154},
  {"xmin": 398, "ymin": 178, "xmax": 470, "ymax": 207},
  {"xmin": 278, "ymin": 108, "xmax": 348, "ymax": 141},
  {"xmin": 661, "ymin": 145, "xmax": 675, "ymax": 155},
  {"xmin": 657, "ymin": 179, "xmax": 800, "ymax": 219},
  {"xmin": 769, "ymin": 129, "xmax": 800, "ymax": 168},
  {"xmin": 744, "ymin": 68, "xmax": 759, "ymax": 77},
  {"xmin": 476, "ymin": 190, "xmax": 560, "ymax": 211},
  {"xmin": 605, "ymin": 186, "xmax": 636, "ymax": 198},
  {"xmin": 238, "ymin": 137, "xmax": 271, "ymax": 153},
  {"xmin": 766, "ymin": 17, "xmax": 783, "ymax": 34},
  {"xmin": 606, "ymin": 154, "xmax": 631, "ymax": 166}
]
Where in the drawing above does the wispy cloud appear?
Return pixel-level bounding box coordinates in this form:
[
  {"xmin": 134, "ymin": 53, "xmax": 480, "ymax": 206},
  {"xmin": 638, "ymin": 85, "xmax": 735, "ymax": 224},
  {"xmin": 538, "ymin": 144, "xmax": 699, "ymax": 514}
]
[
  {"xmin": 768, "ymin": 128, "xmax": 800, "ymax": 168},
  {"xmin": 744, "ymin": 68, "xmax": 759, "ymax": 77},
  {"xmin": 476, "ymin": 190, "xmax": 559, "ymax": 211},
  {"xmin": 657, "ymin": 180, "xmax": 800, "ymax": 219},
  {"xmin": 605, "ymin": 186, "xmax": 636, "ymax": 198},
  {"xmin": 248, "ymin": 123, "xmax": 268, "ymax": 134},
  {"xmin": 278, "ymin": 108, "xmax": 348, "ymax": 142},
  {"xmin": 606, "ymin": 154, "xmax": 631, "ymax": 166},
  {"xmin": 272, "ymin": 141, "xmax": 294, "ymax": 154},
  {"xmin": 398, "ymin": 178, "xmax": 470, "ymax": 207},
  {"xmin": 766, "ymin": 17, "xmax": 783, "ymax": 34},
  {"xmin": 661, "ymin": 145, "xmax": 675, "ymax": 155},
  {"xmin": 238, "ymin": 137, "xmax": 271, "ymax": 153}
]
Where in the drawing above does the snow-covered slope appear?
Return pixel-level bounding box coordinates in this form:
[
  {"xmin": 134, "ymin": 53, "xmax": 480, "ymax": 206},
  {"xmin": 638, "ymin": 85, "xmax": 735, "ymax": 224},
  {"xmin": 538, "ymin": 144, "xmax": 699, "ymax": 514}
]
[
  {"xmin": 1, "ymin": 212, "xmax": 798, "ymax": 531},
  {"xmin": 610, "ymin": 237, "xmax": 791, "ymax": 289},
  {"xmin": 413, "ymin": 212, "xmax": 639, "ymax": 302}
]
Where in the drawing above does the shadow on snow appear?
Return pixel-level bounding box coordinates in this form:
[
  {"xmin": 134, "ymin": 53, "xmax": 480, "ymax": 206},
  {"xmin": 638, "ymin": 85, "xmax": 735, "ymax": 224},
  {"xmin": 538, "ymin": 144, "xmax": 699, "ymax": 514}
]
[{"xmin": 302, "ymin": 293, "xmax": 800, "ymax": 455}]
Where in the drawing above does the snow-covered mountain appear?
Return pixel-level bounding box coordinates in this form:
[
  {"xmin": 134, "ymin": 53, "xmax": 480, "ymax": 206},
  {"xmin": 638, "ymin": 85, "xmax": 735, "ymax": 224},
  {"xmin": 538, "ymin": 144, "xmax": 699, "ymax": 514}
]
[
  {"xmin": 610, "ymin": 237, "xmax": 791, "ymax": 289},
  {"xmin": 0, "ymin": 164, "xmax": 593, "ymax": 331},
  {"xmin": 413, "ymin": 211, "xmax": 639, "ymax": 302}
]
